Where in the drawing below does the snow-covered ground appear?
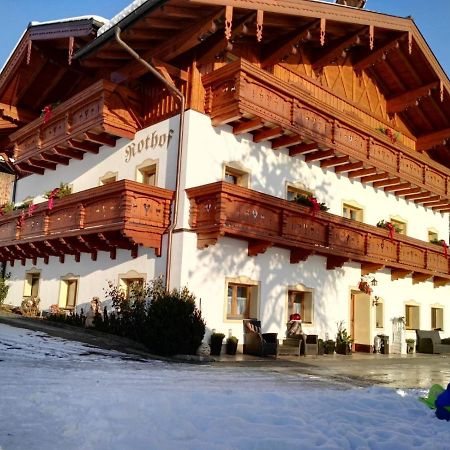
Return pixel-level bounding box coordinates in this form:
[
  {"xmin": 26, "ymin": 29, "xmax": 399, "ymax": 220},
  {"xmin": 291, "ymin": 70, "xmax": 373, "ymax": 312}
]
[{"xmin": 0, "ymin": 324, "xmax": 448, "ymax": 450}]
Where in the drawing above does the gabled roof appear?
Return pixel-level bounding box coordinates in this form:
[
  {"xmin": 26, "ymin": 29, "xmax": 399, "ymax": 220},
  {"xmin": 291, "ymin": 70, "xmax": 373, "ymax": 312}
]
[{"xmin": 0, "ymin": 16, "xmax": 105, "ymax": 145}]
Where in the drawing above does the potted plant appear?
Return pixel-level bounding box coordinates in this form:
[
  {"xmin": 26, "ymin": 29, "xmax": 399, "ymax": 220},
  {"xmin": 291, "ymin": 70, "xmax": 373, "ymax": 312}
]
[
  {"xmin": 210, "ymin": 332, "xmax": 225, "ymax": 356},
  {"xmin": 323, "ymin": 339, "xmax": 335, "ymax": 354},
  {"xmin": 226, "ymin": 336, "xmax": 239, "ymax": 355},
  {"xmin": 406, "ymin": 338, "xmax": 415, "ymax": 354},
  {"xmin": 335, "ymin": 321, "xmax": 353, "ymax": 355}
]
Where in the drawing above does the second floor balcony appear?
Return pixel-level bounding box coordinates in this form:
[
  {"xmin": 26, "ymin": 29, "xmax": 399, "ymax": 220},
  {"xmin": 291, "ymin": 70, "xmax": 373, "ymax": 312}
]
[
  {"xmin": 0, "ymin": 180, "xmax": 174, "ymax": 264},
  {"xmin": 187, "ymin": 182, "xmax": 450, "ymax": 288},
  {"xmin": 202, "ymin": 59, "xmax": 450, "ymax": 213},
  {"xmin": 9, "ymin": 80, "xmax": 141, "ymax": 176}
]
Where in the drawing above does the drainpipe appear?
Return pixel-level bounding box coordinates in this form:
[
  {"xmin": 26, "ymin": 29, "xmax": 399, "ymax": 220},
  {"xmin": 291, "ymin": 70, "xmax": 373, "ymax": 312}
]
[{"xmin": 114, "ymin": 27, "xmax": 185, "ymax": 292}]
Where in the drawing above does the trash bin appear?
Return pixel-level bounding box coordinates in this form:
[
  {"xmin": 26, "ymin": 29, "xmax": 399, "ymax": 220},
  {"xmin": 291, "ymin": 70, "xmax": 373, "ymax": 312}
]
[{"xmin": 377, "ymin": 334, "xmax": 389, "ymax": 354}]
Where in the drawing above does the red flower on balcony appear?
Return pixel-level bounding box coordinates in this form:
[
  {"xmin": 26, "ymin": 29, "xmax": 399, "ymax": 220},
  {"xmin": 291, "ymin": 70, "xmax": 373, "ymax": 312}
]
[{"xmin": 376, "ymin": 126, "xmax": 400, "ymax": 144}]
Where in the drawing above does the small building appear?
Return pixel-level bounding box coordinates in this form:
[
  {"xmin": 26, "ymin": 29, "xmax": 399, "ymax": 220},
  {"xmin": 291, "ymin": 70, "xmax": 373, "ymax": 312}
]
[{"xmin": 1, "ymin": 0, "xmax": 450, "ymax": 351}]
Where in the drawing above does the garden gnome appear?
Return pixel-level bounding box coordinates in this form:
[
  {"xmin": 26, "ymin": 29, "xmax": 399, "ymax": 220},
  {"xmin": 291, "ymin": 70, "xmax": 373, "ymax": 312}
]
[{"xmin": 435, "ymin": 383, "xmax": 450, "ymax": 421}]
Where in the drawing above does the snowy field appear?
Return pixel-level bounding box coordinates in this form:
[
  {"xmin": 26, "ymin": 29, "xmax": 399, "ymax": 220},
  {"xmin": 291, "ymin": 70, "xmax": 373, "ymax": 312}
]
[{"xmin": 0, "ymin": 324, "xmax": 449, "ymax": 450}]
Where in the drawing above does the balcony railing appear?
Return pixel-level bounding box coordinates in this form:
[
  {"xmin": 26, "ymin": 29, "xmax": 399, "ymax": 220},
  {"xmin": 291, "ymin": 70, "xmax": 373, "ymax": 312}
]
[
  {"xmin": 9, "ymin": 80, "xmax": 141, "ymax": 175},
  {"xmin": 187, "ymin": 182, "xmax": 450, "ymax": 288},
  {"xmin": 202, "ymin": 59, "xmax": 450, "ymax": 212},
  {"xmin": 0, "ymin": 180, "xmax": 173, "ymax": 263}
]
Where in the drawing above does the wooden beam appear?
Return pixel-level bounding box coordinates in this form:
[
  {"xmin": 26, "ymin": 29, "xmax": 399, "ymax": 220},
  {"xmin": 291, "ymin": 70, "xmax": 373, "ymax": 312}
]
[
  {"xmin": 395, "ymin": 187, "xmax": 421, "ymax": 196},
  {"xmin": 361, "ymin": 263, "xmax": 384, "ymax": 276},
  {"xmin": 304, "ymin": 149, "xmax": 334, "ymax": 163},
  {"xmin": 391, "ymin": 269, "xmax": 412, "ymax": 281},
  {"xmin": 253, "ymin": 127, "xmax": 283, "ymax": 143},
  {"xmin": 272, "ymin": 134, "xmax": 304, "ymax": 150},
  {"xmin": 415, "ymin": 195, "xmax": 440, "ymax": 204},
  {"xmin": 151, "ymin": 58, "xmax": 189, "ymax": 82},
  {"xmin": 84, "ymin": 132, "xmax": 117, "ymax": 147},
  {"xmin": 348, "ymin": 168, "xmax": 377, "ymax": 179},
  {"xmin": 53, "ymin": 146, "xmax": 84, "ymax": 160},
  {"xmin": 384, "ymin": 182, "xmax": 411, "ymax": 192},
  {"xmin": 386, "ymin": 82, "xmax": 439, "ymax": 114},
  {"xmin": 373, "ymin": 177, "xmax": 401, "ymax": 188},
  {"xmin": 434, "ymin": 276, "xmax": 450, "ymax": 288},
  {"xmin": 312, "ymin": 28, "xmax": 365, "ymax": 72},
  {"xmin": 68, "ymin": 139, "xmax": 100, "ymax": 153},
  {"xmin": 248, "ymin": 239, "xmax": 272, "ymax": 256},
  {"xmin": 41, "ymin": 152, "xmax": 70, "ymax": 165},
  {"xmin": 233, "ymin": 118, "xmax": 263, "ymax": 135},
  {"xmin": 412, "ymin": 272, "xmax": 432, "ymax": 284},
  {"xmin": 112, "ymin": 10, "xmax": 225, "ymax": 82},
  {"xmin": 289, "ymin": 142, "xmax": 319, "ymax": 156},
  {"xmin": 404, "ymin": 191, "xmax": 432, "ymax": 201},
  {"xmin": 353, "ymin": 34, "xmax": 403, "ymax": 72},
  {"xmin": 422, "ymin": 199, "xmax": 448, "ymax": 208},
  {"xmin": 433, "ymin": 204, "xmax": 450, "ymax": 212},
  {"xmin": 326, "ymin": 256, "xmax": 348, "ymax": 270},
  {"xmin": 290, "ymin": 248, "xmax": 313, "ymax": 264},
  {"xmin": 334, "ymin": 161, "xmax": 363, "ymax": 173},
  {"xmin": 321, "ymin": 155, "xmax": 349, "ymax": 168},
  {"xmin": 261, "ymin": 20, "xmax": 319, "ymax": 68},
  {"xmin": 416, "ymin": 128, "xmax": 450, "ymax": 152},
  {"xmin": 28, "ymin": 158, "xmax": 57, "ymax": 171},
  {"xmin": 16, "ymin": 162, "xmax": 44, "ymax": 175}
]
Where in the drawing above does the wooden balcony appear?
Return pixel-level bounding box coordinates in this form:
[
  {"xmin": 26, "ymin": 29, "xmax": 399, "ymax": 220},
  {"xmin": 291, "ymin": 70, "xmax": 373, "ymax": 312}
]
[
  {"xmin": 0, "ymin": 180, "xmax": 174, "ymax": 264},
  {"xmin": 203, "ymin": 59, "xmax": 450, "ymax": 213},
  {"xmin": 9, "ymin": 80, "xmax": 141, "ymax": 175},
  {"xmin": 187, "ymin": 182, "xmax": 450, "ymax": 288}
]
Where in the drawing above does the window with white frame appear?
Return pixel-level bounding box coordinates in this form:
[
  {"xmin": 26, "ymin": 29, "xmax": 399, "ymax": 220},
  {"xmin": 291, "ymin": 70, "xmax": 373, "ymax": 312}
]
[
  {"xmin": 375, "ymin": 299, "xmax": 384, "ymax": 328},
  {"xmin": 390, "ymin": 217, "xmax": 407, "ymax": 235},
  {"xmin": 223, "ymin": 163, "xmax": 250, "ymax": 188},
  {"xmin": 59, "ymin": 276, "xmax": 79, "ymax": 309},
  {"xmin": 225, "ymin": 278, "xmax": 258, "ymax": 320},
  {"xmin": 136, "ymin": 159, "xmax": 158, "ymax": 186},
  {"xmin": 99, "ymin": 171, "xmax": 118, "ymax": 185},
  {"xmin": 405, "ymin": 303, "xmax": 420, "ymax": 330},
  {"xmin": 24, "ymin": 270, "xmax": 40, "ymax": 298},
  {"xmin": 428, "ymin": 230, "xmax": 439, "ymax": 243},
  {"xmin": 343, "ymin": 202, "xmax": 363, "ymax": 222},
  {"xmin": 431, "ymin": 307, "xmax": 444, "ymax": 330},
  {"xmin": 287, "ymin": 289, "xmax": 313, "ymax": 324},
  {"xmin": 286, "ymin": 183, "xmax": 312, "ymax": 201},
  {"xmin": 118, "ymin": 270, "xmax": 146, "ymax": 300}
]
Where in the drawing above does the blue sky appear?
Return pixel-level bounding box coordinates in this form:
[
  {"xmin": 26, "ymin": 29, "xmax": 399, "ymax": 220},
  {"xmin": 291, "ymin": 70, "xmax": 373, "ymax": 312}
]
[{"xmin": 0, "ymin": 0, "xmax": 449, "ymax": 76}]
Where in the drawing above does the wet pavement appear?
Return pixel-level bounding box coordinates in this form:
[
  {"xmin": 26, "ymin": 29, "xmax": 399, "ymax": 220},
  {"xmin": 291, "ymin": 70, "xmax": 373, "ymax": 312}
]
[{"xmin": 1, "ymin": 311, "xmax": 449, "ymax": 389}]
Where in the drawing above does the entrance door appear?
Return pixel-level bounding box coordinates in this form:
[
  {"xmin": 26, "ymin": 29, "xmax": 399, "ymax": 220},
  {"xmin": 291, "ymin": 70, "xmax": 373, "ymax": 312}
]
[{"xmin": 351, "ymin": 291, "xmax": 372, "ymax": 352}]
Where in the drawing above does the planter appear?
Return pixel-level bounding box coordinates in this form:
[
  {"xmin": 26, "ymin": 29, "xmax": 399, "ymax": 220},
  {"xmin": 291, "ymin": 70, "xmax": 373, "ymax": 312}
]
[
  {"xmin": 210, "ymin": 333, "xmax": 225, "ymax": 356},
  {"xmin": 406, "ymin": 340, "xmax": 415, "ymax": 354},
  {"xmin": 336, "ymin": 342, "xmax": 352, "ymax": 355},
  {"xmin": 324, "ymin": 340, "xmax": 335, "ymax": 354},
  {"xmin": 226, "ymin": 338, "xmax": 239, "ymax": 355}
]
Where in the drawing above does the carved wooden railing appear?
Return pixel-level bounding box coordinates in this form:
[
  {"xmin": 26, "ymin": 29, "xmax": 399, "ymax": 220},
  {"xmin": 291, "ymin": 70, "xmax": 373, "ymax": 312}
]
[
  {"xmin": 187, "ymin": 182, "xmax": 450, "ymax": 288},
  {"xmin": 203, "ymin": 59, "xmax": 450, "ymax": 212},
  {"xmin": 9, "ymin": 80, "xmax": 141, "ymax": 175},
  {"xmin": 0, "ymin": 180, "xmax": 174, "ymax": 263}
]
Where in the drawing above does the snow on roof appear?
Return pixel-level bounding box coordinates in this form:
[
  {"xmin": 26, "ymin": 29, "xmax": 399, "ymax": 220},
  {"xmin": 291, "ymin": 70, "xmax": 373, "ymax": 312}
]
[
  {"xmin": 97, "ymin": 0, "xmax": 149, "ymax": 36},
  {"xmin": 29, "ymin": 15, "xmax": 107, "ymax": 28}
]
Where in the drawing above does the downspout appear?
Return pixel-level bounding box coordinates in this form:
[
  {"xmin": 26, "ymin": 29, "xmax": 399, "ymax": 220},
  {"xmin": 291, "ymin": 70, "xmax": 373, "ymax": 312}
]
[{"xmin": 114, "ymin": 27, "xmax": 185, "ymax": 292}]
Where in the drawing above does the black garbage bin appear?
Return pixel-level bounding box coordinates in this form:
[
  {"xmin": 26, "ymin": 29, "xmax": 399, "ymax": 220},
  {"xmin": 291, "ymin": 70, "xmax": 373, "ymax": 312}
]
[{"xmin": 378, "ymin": 334, "xmax": 389, "ymax": 354}]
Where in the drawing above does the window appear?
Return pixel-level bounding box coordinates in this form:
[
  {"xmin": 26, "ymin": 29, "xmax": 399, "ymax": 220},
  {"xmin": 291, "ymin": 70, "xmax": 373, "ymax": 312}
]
[
  {"xmin": 428, "ymin": 230, "xmax": 439, "ymax": 243},
  {"xmin": 223, "ymin": 163, "xmax": 250, "ymax": 188},
  {"xmin": 287, "ymin": 290, "xmax": 313, "ymax": 324},
  {"xmin": 286, "ymin": 184, "xmax": 312, "ymax": 201},
  {"xmin": 24, "ymin": 271, "xmax": 40, "ymax": 297},
  {"xmin": 405, "ymin": 304, "xmax": 420, "ymax": 330},
  {"xmin": 343, "ymin": 203, "xmax": 363, "ymax": 222},
  {"xmin": 136, "ymin": 159, "xmax": 158, "ymax": 186},
  {"xmin": 390, "ymin": 218, "xmax": 407, "ymax": 235},
  {"xmin": 225, "ymin": 278, "xmax": 258, "ymax": 320},
  {"xmin": 61, "ymin": 279, "xmax": 78, "ymax": 309},
  {"xmin": 99, "ymin": 172, "xmax": 118, "ymax": 185},
  {"xmin": 118, "ymin": 270, "xmax": 146, "ymax": 300},
  {"xmin": 375, "ymin": 300, "xmax": 384, "ymax": 328},
  {"xmin": 431, "ymin": 307, "xmax": 444, "ymax": 330}
]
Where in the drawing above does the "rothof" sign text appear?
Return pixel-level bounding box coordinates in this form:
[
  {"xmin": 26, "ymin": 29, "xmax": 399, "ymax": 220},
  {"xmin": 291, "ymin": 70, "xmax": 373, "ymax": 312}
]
[{"xmin": 125, "ymin": 129, "xmax": 174, "ymax": 162}]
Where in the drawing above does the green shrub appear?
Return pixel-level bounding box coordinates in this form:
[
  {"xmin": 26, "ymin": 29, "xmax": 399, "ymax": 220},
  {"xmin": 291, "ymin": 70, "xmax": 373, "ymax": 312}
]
[
  {"xmin": 144, "ymin": 286, "xmax": 205, "ymax": 356},
  {"xmin": 0, "ymin": 273, "xmax": 10, "ymax": 307}
]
